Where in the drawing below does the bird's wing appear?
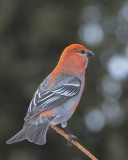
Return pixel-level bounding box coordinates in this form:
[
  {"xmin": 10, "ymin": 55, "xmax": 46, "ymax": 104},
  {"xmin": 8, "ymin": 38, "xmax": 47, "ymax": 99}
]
[{"xmin": 24, "ymin": 75, "xmax": 81, "ymax": 121}]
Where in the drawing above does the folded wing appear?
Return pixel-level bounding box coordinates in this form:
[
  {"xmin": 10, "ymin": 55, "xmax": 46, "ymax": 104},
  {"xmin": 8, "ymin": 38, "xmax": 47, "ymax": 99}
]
[{"xmin": 24, "ymin": 76, "xmax": 81, "ymax": 122}]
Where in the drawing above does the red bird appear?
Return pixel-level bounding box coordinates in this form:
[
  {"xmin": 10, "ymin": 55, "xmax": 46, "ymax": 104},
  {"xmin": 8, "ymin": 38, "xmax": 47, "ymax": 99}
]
[{"xmin": 7, "ymin": 44, "xmax": 94, "ymax": 145}]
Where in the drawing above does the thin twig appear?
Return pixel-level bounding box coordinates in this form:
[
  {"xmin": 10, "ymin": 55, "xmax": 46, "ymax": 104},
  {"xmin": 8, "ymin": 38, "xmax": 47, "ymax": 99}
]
[{"xmin": 50, "ymin": 124, "xmax": 98, "ymax": 160}]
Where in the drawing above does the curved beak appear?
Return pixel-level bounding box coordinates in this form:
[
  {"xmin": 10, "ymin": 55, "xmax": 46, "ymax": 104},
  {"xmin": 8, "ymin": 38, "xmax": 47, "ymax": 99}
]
[{"xmin": 87, "ymin": 50, "xmax": 94, "ymax": 58}]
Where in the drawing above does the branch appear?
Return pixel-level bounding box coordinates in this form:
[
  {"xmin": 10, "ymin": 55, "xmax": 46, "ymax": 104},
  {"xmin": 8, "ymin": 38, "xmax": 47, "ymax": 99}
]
[{"xmin": 50, "ymin": 125, "xmax": 98, "ymax": 160}]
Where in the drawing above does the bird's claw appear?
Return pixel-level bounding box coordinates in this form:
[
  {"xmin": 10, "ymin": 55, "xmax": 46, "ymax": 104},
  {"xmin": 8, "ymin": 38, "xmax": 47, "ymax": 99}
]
[{"xmin": 68, "ymin": 134, "xmax": 77, "ymax": 146}]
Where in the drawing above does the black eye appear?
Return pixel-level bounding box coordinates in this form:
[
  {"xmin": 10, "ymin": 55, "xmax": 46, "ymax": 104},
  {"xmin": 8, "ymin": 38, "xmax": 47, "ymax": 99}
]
[{"xmin": 80, "ymin": 50, "xmax": 86, "ymax": 54}]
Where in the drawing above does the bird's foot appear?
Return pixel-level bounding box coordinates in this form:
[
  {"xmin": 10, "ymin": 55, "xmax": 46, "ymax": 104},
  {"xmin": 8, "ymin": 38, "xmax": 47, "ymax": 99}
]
[
  {"xmin": 68, "ymin": 134, "xmax": 77, "ymax": 146},
  {"xmin": 64, "ymin": 127, "xmax": 77, "ymax": 146}
]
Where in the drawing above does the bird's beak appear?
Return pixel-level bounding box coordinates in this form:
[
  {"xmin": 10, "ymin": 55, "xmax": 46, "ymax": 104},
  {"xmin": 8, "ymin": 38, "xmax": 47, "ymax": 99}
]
[{"xmin": 87, "ymin": 50, "xmax": 94, "ymax": 58}]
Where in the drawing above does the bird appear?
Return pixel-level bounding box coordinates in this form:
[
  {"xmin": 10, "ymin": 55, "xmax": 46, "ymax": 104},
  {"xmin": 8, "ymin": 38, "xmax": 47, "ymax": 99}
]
[{"xmin": 6, "ymin": 44, "xmax": 94, "ymax": 146}]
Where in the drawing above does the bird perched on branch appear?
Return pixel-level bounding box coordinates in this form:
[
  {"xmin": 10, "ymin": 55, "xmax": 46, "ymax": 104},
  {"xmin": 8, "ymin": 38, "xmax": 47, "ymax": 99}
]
[{"xmin": 6, "ymin": 44, "xmax": 94, "ymax": 145}]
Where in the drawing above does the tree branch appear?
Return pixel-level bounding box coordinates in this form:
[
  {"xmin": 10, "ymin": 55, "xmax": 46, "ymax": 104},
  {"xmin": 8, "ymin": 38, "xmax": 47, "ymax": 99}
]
[{"xmin": 50, "ymin": 124, "xmax": 98, "ymax": 160}]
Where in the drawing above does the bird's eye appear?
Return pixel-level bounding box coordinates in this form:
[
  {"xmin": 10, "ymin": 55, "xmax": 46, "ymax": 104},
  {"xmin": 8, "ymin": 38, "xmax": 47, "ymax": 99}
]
[{"xmin": 80, "ymin": 50, "xmax": 86, "ymax": 54}]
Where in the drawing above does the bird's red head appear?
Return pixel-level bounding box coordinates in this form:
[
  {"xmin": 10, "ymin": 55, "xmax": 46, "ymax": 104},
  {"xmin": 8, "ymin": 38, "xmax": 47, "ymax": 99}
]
[
  {"xmin": 57, "ymin": 44, "xmax": 94, "ymax": 75},
  {"xmin": 61, "ymin": 43, "xmax": 93, "ymax": 60},
  {"xmin": 49, "ymin": 44, "xmax": 94, "ymax": 86}
]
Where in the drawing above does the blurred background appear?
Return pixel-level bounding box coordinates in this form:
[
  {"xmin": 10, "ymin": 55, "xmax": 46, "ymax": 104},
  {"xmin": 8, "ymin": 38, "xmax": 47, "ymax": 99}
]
[{"xmin": 0, "ymin": 0, "xmax": 128, "ymax": 160}]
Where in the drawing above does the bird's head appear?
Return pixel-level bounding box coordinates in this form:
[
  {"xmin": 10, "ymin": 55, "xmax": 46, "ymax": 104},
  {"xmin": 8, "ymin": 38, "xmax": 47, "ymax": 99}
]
[
  {"xmin": 55, "ymin": 44, "xmax": 94, "ymax": 76},
  {"xmin": 60, "ymin": 44, "xmax": 94, "ymax": 68},
  {"xmin": 63, "ymin": 44, "xmax": 94, "ymax": 61}
]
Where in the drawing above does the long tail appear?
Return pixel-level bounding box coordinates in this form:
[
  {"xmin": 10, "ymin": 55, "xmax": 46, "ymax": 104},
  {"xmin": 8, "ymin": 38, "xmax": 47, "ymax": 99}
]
[{"xmin": 6, "ymin": 122, "xmax": 50, "ymax": 145}]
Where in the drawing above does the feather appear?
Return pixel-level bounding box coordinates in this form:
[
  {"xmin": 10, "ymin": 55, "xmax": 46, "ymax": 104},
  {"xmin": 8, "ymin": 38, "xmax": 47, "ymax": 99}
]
[{"xmin": 24, "ymin": 76, "xmax": 81, "ymax": 122}]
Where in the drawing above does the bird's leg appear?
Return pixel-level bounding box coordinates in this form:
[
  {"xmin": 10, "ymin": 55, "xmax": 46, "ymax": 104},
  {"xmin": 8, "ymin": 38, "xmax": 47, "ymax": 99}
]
[{"xmin": 64, "ymin": 127, "xmax": 77, "ymax": 146}]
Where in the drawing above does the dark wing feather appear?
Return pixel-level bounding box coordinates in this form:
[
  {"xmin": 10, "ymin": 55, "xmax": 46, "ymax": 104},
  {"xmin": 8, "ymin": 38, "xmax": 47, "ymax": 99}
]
[{"xmin": 24, "ymin": 77, "xmax": 81, "ymax": 121}]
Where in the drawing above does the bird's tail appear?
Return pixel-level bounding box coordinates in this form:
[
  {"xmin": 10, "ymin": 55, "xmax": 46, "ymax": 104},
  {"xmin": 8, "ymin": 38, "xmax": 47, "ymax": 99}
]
[{"xmin": 6, "ymin": 122, "xmax": 50, "ymax": 145}]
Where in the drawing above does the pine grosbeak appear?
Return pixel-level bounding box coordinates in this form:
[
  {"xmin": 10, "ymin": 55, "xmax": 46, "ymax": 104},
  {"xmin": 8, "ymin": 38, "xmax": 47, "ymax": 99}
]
[{"xmin": 7, "ymin": 44, "xmax": 94, "ymax": 145}]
